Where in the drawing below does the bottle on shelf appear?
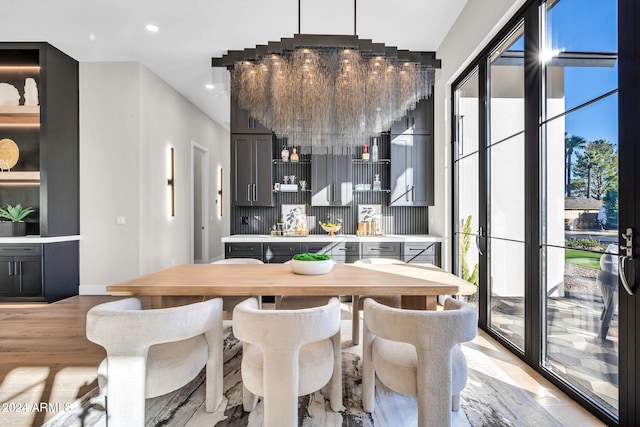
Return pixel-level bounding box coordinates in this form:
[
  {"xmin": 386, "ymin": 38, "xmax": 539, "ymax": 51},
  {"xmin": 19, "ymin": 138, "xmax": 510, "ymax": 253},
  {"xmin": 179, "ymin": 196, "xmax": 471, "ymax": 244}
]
[
  {"xmin": 373, "ymin": 174, "xmax": 382, "ymax": 191},
  {"xmin": 290, "ymin": 147, "xmax": 299, "ymax": 162},
  {"xmin": 362, "ymin": 143, "xmax": 370, "ymax": 161},
  {"xmin": 281, "ymin": 145, "xmax": 289, "ymax": 162},
  {"xmin": 371, "ymin": 138, "xmax": 379, "ymax": 162}
]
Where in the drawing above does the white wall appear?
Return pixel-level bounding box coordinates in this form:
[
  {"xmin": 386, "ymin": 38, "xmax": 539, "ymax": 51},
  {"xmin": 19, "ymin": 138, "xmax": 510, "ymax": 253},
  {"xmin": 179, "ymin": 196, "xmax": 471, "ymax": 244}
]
[
  {"xmin": 79, "ymin": 62, "xmax": 230, "ymax": 294},
  {"xmin": 432, "ymin": 0, "xmax": 526, "ymax": 271}
]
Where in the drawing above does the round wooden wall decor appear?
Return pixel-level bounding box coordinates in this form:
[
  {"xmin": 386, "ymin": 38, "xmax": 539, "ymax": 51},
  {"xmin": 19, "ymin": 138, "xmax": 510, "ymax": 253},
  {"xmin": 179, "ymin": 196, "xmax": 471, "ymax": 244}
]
[{"xmin": 0, "ymin": 138, "xmax": 19, "ymax": 170}]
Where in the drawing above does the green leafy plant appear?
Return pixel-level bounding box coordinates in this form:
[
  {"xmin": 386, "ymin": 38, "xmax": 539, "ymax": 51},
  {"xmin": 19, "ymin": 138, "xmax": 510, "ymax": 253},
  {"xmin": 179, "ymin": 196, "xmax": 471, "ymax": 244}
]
[
  {"xmin": 293, "ymin": 252, "xmax": 331, "ymax": 261},
  {"xmin": 460, "ymin": 215, "xmax": 479, "ymax": 294},
  {"xmin": 565, "ymin": 236, "xmax": 602, "ymax": 251},
  {"xmin": 0, "ymin": 204, "xmax": 35, "ymax": 222}
]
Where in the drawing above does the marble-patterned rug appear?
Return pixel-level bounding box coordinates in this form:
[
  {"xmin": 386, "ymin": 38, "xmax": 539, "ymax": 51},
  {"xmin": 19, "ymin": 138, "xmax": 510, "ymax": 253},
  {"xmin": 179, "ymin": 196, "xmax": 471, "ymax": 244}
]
[{"xmin": 45, "ymin": 322, "xmax": 563, "ymax": 427}]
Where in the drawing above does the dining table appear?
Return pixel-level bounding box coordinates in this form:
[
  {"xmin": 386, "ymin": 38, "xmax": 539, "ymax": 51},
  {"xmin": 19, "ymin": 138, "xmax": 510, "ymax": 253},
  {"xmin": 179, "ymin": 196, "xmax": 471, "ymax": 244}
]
[{"xmin": 106, "ymin": 262, "xmax": 477, "ymax": 310}]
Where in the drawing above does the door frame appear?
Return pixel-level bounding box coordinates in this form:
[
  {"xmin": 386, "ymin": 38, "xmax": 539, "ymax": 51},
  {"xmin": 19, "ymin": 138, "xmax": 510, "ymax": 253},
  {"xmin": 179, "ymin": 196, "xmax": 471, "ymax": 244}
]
[{"xmin": 191, "ymin": 142, "xmax": 209, "ymax": 264}]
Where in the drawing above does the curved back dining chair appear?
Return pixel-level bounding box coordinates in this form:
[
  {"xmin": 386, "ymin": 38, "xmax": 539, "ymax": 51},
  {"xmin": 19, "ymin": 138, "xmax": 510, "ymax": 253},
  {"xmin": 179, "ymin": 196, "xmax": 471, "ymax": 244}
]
[
  {"xmin": 86, "ymin": 297, "xmax": 224, "ymax": 427},
  {"xmin": 211, "ymin": 258, "xmax": 264, "ymax": 310},
  {"xmin": 362, "ymin": 297, "xmax": 477, "ymax": 426},
  {"xmin": 351, "ymin": 258, "xmax": 404, "ymax": 344},
  {"xmin": 233, "ymin": 297, "xmax": 343, "ymax": 427}
]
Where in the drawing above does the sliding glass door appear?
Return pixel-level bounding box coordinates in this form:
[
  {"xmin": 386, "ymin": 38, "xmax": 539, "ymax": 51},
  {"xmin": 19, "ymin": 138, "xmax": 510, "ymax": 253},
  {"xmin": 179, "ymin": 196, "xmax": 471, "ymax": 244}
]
[
  {"xmin": 541, "ymin": 0, "xmax": 619, "ymax": 414},
  {"xmin": 452, "ymin": 0, "xmax": 632, "ymax": 423},
  {"xmin": 487, "ymin": 24, "xmax": 526, "ymax": 351}
]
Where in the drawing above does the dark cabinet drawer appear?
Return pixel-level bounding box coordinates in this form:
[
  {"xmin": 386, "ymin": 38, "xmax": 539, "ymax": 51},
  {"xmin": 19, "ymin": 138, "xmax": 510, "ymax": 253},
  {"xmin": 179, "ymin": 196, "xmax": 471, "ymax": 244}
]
[
  {"xmin": 0, "ymin": 244, "xmax": 42, "ymax": 256},
  {"xmin": 301, "ymin": 242, "xmax": 333, "ymax": 254},
  {"xmin": 225, "ymin": 243, "xmax": 263, "ymax": 259},
  {"xmin": 361, "ymin": 242, "xmax": 402, "ymax": 259},
  {"xmin": 263, "ymin": 242, "xmax": 301, "ymax": 263},
  {"xmin": 332, "ymin": 242, "xmax": 360, "ymax": 263},
  {"xmin": 403, "ymin": 242, "xmax": 440, "ymax": 266}
]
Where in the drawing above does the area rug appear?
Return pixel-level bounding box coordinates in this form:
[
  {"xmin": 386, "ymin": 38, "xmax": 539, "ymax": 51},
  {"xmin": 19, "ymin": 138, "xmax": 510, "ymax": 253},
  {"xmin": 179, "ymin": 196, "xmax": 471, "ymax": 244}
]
[{"xmin": 44, "ymin": 322, "xmax": 563, "ymax": 427}]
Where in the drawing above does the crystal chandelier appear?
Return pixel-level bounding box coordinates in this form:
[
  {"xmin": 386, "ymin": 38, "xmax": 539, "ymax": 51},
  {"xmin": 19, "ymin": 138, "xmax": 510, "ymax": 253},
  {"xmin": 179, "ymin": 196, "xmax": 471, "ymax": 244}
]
[{"xmin": 213, "ymin": 34, "xmax": 440, "ymax": 153}]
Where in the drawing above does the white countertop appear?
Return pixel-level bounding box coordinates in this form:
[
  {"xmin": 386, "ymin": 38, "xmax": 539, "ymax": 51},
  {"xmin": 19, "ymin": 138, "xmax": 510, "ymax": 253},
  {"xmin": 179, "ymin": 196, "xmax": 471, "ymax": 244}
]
[
  {"xmin": 0, "ymin": 235, "xmax": 81, "ymax": 244},
  {"xmin": 222, "ymin": 234, "xmax": 441, "ymax": 243}
]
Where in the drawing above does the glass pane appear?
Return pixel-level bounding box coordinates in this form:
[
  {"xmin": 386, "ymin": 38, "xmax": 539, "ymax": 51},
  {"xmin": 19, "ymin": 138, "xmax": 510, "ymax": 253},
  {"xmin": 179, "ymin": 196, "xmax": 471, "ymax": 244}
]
[
  {"xmin": 489, "ymin": 134, "xmax": 525, "ymax": 242},
  {"xmin": 489, "ymin": 238, "xmax": 525, "ymax": 350},
  {"xmin": 455, "ymin": 154, "xmax": 480, "ymax": 303},
  {"xmin": 543, "ymin": 0, "xmax": 618, "ymax": 415},
  {"xmin": 547, "ymin": 0, "xmax": 617, "ymax": 53},
  {"xmin": 490, "ymin": 26, "xmax": 524, "ymax": 144},
  {"xmin": 545, "ymin": 0, "xmax": 618, "ymax": 114},
  {"xmin": 456, "ymin": 69, "xmax": 480, "ymax": 158}
]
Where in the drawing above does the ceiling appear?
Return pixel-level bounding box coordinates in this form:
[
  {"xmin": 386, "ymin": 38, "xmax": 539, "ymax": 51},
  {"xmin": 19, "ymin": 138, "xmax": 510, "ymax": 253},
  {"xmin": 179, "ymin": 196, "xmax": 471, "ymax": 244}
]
[{"xmin": 0, "ymin": 0, "xmax": 468, "ymax": 130}]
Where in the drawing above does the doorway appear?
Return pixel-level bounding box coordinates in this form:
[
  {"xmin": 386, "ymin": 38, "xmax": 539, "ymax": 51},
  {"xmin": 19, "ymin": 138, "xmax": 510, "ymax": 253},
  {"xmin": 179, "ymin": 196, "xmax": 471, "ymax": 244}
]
[{"xmin": 192, "ymin": 143, "xmax": 209, "ymax": 264}]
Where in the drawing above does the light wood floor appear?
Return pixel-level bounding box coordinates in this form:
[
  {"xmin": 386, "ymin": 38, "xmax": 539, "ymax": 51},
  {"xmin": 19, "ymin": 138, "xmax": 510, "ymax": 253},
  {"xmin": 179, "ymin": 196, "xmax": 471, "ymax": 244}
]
[{"xmin": 0, "ymin": 296, "xmax": 604, "ymax": 427}]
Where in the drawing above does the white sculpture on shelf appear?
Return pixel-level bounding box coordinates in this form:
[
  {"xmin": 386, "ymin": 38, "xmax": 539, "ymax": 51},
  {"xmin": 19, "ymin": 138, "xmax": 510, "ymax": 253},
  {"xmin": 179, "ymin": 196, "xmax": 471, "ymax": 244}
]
[
  {"xmin": 0, "ymin": 83, "xmax": 20, "ymax": 106},
  {"xmin": 24, "ymin": 78, "xmax": 39, "ymax": 106}
]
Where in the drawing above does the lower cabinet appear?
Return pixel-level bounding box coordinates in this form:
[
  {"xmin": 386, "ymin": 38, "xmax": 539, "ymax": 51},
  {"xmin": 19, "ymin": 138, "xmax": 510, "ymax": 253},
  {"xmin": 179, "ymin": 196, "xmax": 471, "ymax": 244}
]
[
  {"xmin": 403, "ymin": 242, "xmax": 440, "ymax": 266},
  {"xmin": 263, "ymin": 242, "xmax": 300, "ymax": 264},
  {"xmin": 225, "ymin": 243, "xmax": 263, "ymax": 260},
  {"xmin": 361, "ymin": 242, "xmax": 402, "ymax": 259},
  {"xmin": 331, "ymin": 242, "xmax": 360, "ymax": 263},
  {"xmin": 0, "ymin": 245, "xmax": 43, "ymax": 299},
  {"xmin": 225, "ymin": 240, "xmax": 440, "ymax": 266}
]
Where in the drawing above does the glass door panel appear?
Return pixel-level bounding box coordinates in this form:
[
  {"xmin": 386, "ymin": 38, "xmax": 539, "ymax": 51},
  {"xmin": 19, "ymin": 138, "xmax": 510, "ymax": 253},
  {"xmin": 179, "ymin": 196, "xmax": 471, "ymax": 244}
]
[
  {"xmin": 454, "ymin": 69, "xmax": 480, "ymax": 305},
  {"xmin": 542, "ymin": 96, "xmax": 619, "ymax": 414},
  {"xmin": 542, "ymin": 0, "xmax": 618, "ymax": 416},
  {"xmin": 487, "ymin": 24, "xmax": 525, "ymax": 350}
]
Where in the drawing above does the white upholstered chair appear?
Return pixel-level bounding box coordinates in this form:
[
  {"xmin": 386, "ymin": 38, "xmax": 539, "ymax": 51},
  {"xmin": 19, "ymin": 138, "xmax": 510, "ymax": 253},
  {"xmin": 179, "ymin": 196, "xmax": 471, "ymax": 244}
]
[
  {"xmin": 211, "ymin": 258, "xmax": 263, "ymax": 310},
  {"xmin": 351, "ymin": 258, "xmax": 403, "ymax": 345},
  {"xmin": 362, "ymin": 297, "xmax": 477, "ymax": 426},
  {"xmin": 233, "ymin": 297, "xmax": 343, "ymax": 427},
  {"xmin": 86, "ymin": 297, "xmax": 224, "ymax": 427}
]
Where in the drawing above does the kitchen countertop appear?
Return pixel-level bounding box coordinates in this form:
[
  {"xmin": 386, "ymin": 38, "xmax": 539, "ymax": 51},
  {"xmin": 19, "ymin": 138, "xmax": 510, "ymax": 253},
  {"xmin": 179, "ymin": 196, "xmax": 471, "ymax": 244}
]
[
  {"xmin": 221, "ymin": 234, "xmax": 442, "ymax": 243},
  {"xmin": 0, "ymin": 235, "xmax": 81, "ymax": 244}
]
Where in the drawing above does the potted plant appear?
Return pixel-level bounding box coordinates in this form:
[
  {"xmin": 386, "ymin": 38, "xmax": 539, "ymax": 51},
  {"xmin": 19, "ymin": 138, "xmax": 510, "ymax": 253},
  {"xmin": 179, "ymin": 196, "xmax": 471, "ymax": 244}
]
[
  {"xmin": 0, "ymin": 204, "xmax": 35, "ymax": 237},
  {"xmin": 289, "ymin": 252, "xmax": 335, "ymax": 275}
]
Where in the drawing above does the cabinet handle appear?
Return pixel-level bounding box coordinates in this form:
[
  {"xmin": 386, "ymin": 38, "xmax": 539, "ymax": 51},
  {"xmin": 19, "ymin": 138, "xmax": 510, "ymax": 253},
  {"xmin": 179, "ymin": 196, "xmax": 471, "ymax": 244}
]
[
  {"xmin": 327, "ymin": 185, "xmax": 330, "ymax": 202},
  {"xmin": 8, "ymin": 261, "xmax": 13, "ymax": 276},
  {"xmin": 406, "ymin": 185, "xmax": 410, "ymax": 201},
  {"xmin": 253, "ymin": 184, "xmax": 257, "ymax": 201},
  {"xmin": 247, "ymin": 184, "xmax": 252, "ymax": 201},
  {"xmin": 247, "ymin": 117, "xmax": 252, "ymax": 129},
  {"xmin": 406, "ymin": 118, "xmax": 409, "ymax": 129},
  {"xmin": 412, "ymin": 117, "xmax": 415, "ymax": 128},
  {"xmin": 18, "ymin": 262, "xmax": 23, "ymax": 293}
]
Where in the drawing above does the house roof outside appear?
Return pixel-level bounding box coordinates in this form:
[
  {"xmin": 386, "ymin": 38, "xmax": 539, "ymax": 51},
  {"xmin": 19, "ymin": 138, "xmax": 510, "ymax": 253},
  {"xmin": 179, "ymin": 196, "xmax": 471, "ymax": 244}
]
[{"xmin": 565, "ymin": 197, "xmax": 603, "ymax": 211}]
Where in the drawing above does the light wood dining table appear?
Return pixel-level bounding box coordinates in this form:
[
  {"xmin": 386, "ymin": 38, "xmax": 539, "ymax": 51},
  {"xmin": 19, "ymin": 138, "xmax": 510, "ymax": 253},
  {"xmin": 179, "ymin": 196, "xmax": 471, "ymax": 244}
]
[{"xmin": 107, "ymin": 262, "xmax": 476, "ymax": 310}]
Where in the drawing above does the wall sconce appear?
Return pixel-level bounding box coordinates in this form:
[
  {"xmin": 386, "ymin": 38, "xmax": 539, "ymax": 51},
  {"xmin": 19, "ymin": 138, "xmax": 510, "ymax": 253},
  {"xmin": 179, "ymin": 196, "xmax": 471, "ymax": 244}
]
[
  {"xmin": 218, "ymin": 167, "xmax": 223, "ymax": 217},
  {"xmin": 167, "ymin": 147, "xmax": 175, "ymax": 217}
]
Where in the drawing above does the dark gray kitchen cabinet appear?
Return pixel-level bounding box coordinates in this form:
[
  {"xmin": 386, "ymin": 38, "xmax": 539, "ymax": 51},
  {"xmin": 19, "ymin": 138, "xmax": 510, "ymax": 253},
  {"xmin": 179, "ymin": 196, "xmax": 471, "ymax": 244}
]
[
  {"xmin": 225, "ymin": 242, "xmax": 263, "ymax": 260},
  {"xmin": 263, "ymin": 242, "xmax": 301, "ymax": 263},
  {"xmin": 390, "ymin": 98, "xmax": 433, "ymax": 135},
  {"xmin": 390, "ymin": 133, "xmax": 434, "ymax": 206},
  {"xmin": 0, "ymin": 245, "xmax": 42, "ymax": 299},
  {"xmin": 403, "ymin": 242, "xmax": 441, "ymax": 266},
  {"xmin": 311, "ymin": 153, "xmax": 353, "ymax": 206},
  {"xmin": 331, "ymin": 242, "xmax": 360, "ymax": 263},
  {"xmin": 231, "ymin": 97, "xmax": 271, "ymax": 134},
  {"xmin": 231, "ymin": 135, "xmax": 274, "ymax": 207},
  {"xmin": 361, "ymin": 242, "xmax": 402, "ymax": 259}
]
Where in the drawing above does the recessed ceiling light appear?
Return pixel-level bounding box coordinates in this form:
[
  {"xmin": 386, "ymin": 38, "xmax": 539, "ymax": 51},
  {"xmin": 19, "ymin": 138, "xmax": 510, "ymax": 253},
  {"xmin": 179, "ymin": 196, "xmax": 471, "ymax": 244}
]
[
  {"xmin": 146, "ymin": 24, "xmax": 159, "ymax": 33},
  {"xmin": 205, "ymin": 84, "xmax": 215, "ymax": 90}
]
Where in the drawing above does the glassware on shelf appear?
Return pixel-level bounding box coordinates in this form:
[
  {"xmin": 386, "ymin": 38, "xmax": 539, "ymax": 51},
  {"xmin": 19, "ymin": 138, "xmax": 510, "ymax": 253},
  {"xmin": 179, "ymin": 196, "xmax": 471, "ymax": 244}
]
[
  {"xmin": 290, "ymin": 147, "xmax": 299, "ymax": 162},
  {"xmin": 371, "ymin": 138, "xmax": 379, "ymax": 162},
  {"xmin": 373, "ymin": 174, "xmax": 382, "ymax": 191},
  {"xmin": 362, "ymin": 143, "xmax": 369, "ymax": 161},
  {"xmin": 281, "ymin": 145, "xmax": 289, "ymax": 162}
]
